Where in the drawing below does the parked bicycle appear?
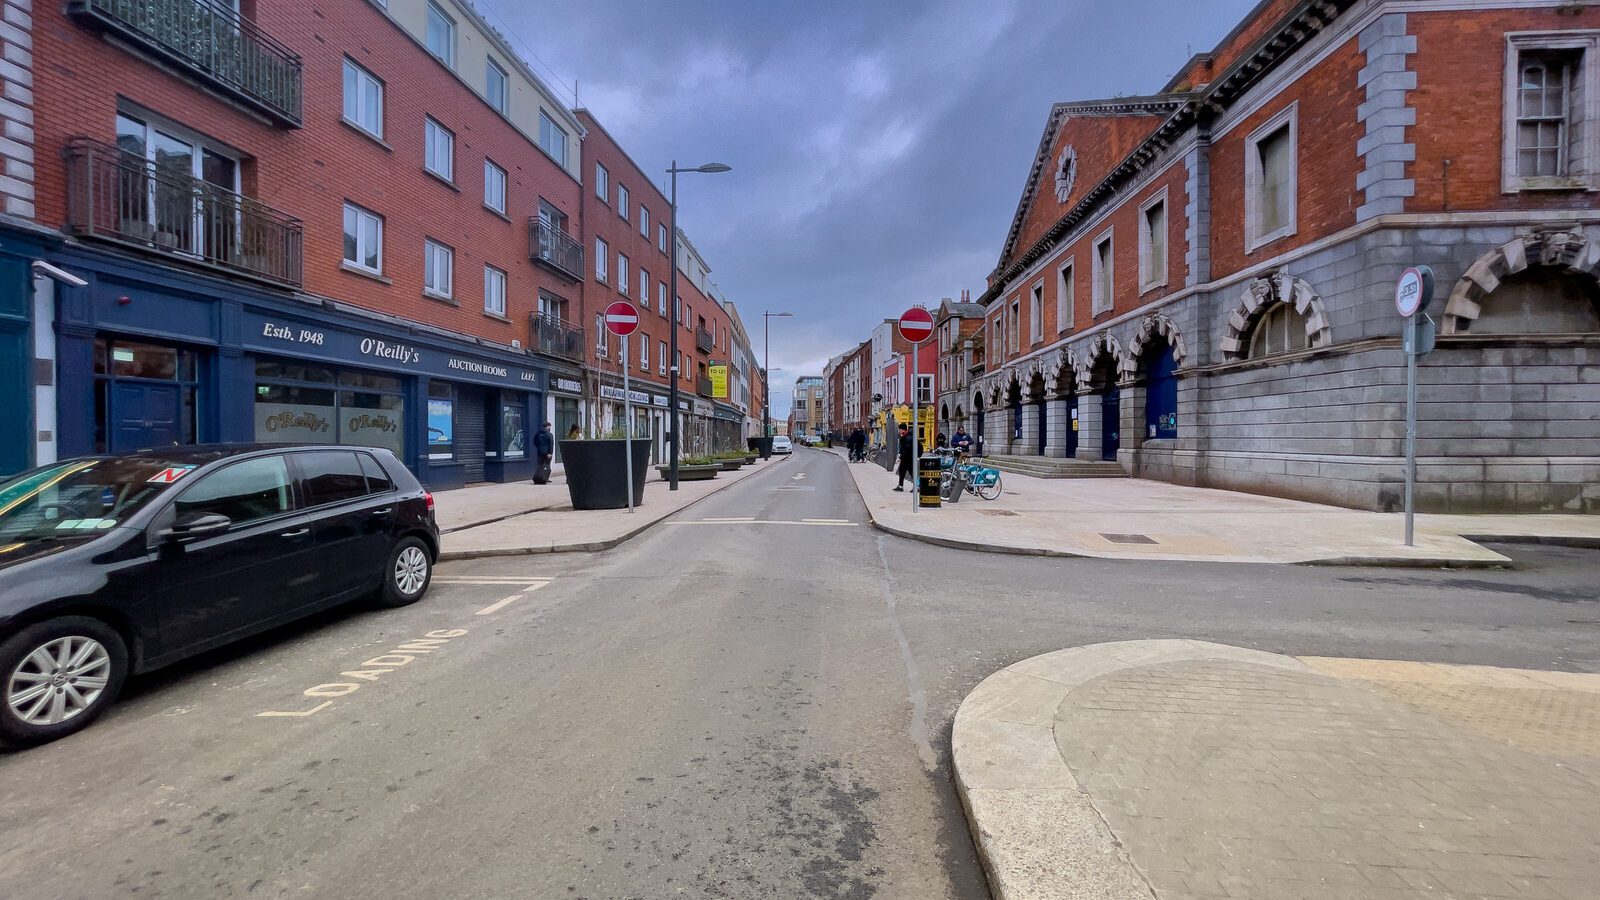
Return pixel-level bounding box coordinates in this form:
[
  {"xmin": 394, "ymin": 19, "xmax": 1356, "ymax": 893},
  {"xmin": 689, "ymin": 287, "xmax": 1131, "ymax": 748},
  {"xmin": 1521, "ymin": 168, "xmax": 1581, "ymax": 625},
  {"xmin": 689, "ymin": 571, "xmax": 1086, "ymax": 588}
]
[{"xmin": 937, "ymin": 449, "xmax": 1002, "ymax": 501}]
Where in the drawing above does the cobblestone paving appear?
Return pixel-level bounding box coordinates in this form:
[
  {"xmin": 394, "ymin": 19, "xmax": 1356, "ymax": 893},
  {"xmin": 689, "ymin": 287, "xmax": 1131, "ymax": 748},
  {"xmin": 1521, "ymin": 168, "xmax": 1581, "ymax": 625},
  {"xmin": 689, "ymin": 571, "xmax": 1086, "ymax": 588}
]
[{"xmin": 1054, "ymin": 659, "xmax": 1600, "ymax": 899}]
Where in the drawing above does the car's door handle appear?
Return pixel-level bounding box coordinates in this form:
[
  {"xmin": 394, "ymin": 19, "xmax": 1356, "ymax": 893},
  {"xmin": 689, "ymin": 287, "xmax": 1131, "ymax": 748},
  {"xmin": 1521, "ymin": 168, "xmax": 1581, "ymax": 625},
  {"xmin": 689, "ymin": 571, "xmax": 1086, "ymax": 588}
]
[
  {"xmin": 279, "ymin": 528, "xmax": 310, "ymax": 538},
  {"xmin": 370, "ymin": 508, "xmax": 393, "ymax": 516}
]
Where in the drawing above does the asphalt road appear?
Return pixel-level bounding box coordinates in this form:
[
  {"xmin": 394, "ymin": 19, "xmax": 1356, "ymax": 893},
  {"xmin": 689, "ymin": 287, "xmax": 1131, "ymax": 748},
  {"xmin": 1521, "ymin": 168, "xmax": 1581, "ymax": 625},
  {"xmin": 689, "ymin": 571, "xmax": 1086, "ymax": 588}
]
[{"xmin": 2, "ymin": 447, "xmax": 1596, "ymax": 899}]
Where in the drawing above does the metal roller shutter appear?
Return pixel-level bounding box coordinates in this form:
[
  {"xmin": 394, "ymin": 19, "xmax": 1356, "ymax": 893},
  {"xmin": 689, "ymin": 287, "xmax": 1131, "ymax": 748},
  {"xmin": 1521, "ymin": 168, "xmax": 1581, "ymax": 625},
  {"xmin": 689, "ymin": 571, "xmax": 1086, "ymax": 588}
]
[{"xmin": 456, "ymin": 384, "xmax": 487, "ymax": 482}]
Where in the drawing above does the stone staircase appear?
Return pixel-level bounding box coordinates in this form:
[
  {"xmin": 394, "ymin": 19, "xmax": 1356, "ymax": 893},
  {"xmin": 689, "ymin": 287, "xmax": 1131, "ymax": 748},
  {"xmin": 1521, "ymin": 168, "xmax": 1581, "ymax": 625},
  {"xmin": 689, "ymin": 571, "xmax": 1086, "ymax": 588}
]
[{"xmin": 980, "ymin": 454, "xmax": 1128, "ymax": 479}]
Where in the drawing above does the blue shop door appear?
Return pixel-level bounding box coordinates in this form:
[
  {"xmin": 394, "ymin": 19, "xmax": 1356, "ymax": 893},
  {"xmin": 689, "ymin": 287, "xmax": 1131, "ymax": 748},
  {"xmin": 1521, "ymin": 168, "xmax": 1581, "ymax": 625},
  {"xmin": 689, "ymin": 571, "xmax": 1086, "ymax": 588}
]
[
  {"xmin": 1146, "ymin": 347, "xmax": 1178, "ymax": 440},
  {"xmin": 1066, "ymin": 398, "xmax": 1078, "ymax": 458},
  {"xmin": 1101, "ymin": 389, "xmax": 1119, "ymax": 461},
  {"xmin": 1036, "ymin": 403, "xmax": 1047, "ymax": 455},
  {"xmin": 111, "ymin": 382, "xmax": 182, "ymax": 452}
]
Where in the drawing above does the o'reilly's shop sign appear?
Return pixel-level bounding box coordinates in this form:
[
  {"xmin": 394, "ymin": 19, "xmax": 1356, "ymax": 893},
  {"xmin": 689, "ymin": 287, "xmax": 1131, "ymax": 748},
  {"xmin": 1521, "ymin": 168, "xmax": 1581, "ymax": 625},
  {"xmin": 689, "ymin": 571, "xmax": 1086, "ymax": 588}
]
[{"xmin": 244, "ymin": 313, "xmax": 545, "ymax": 391}]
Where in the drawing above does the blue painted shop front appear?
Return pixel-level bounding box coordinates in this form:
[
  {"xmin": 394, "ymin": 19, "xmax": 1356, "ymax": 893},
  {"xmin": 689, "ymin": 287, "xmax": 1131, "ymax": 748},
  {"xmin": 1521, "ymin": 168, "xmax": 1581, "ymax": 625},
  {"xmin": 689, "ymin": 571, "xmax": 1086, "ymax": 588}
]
[{"xmin": 48, "ymin": 244, "xmax": 546, "ymax": 489}]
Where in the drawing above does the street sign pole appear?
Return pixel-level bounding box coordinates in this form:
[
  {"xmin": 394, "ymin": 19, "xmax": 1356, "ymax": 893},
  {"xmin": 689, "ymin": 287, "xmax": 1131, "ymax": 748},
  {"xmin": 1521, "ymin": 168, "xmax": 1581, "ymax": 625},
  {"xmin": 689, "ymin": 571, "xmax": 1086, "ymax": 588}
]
[
  {"xmin": 911, "ymin": 341, "xmax": 918, "ymax": 515},
  {"xmin": 1395, "ymin": 266, "xmax": 1433, "ymax": 547},
  {"xmin": 896, "ymin": 305, "xmax": 935, "ymax": 515},
  {"xmin": 623, "ymin": 332, "xmax": 634, "ymax": 515}
]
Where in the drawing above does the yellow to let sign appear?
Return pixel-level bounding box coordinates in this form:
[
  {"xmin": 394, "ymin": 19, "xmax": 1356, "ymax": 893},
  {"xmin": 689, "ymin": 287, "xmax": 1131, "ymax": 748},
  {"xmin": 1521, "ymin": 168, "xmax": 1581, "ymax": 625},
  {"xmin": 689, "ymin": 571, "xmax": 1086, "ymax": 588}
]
[{"xmin": 708, "ymin": 364, "xmax": 728, "ymax": 398}]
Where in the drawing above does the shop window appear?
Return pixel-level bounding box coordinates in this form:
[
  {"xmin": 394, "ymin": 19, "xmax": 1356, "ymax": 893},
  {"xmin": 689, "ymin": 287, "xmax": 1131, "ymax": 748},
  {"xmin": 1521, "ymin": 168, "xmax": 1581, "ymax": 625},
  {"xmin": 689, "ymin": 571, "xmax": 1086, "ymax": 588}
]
[
  {"xmin": 340, "ymin": 370, "xmax": 403, "ymax": 391},
  {"xmin": 298, "ymin": 450, "xmax": 371, "ymax": 507},
  {"xmin": 1247, "ymin": 303, "xmax": 1310, "ymax": 358},
  {"xmin": 255, "ymin": 361, "xmax": 405, "ymax": 457},
  {"xmin": 500, "ymin": 402, "xmax": 525, "ymax": 459},
  {"xmin": 427, "ymin": 382, "xmax": 455, "ymax": 460},
  {"xmin": 341, "ymin": 390, "xmax": 404, "ymax": 456},
  {"xmin": 174, "ymin": 456, "xmax": 293, "ymax": 525}
]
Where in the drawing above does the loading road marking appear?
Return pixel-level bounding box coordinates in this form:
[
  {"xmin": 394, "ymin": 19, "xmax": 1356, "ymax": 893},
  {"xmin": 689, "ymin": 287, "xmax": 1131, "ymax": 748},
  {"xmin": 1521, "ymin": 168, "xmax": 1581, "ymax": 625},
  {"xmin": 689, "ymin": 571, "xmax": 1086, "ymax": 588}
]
[
  {"xmin": 475, "ymin": 579, "xmax": 550, "ymax": 615},
  {"xmin": 257, "ymin": 628, "xmax": 470, "ymax": 718}
]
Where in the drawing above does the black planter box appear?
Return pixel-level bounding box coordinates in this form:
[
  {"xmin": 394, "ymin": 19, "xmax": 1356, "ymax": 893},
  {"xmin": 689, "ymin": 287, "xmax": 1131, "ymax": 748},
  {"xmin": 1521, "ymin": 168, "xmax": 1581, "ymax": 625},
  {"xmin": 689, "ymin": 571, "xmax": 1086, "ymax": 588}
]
[
  {"xmin": 559, "ymin": 439, "xmax": 651, "ymax": 509},
  {"xmin": 747, "ymin": 436, "xmax": 774, "ymax": 460}
]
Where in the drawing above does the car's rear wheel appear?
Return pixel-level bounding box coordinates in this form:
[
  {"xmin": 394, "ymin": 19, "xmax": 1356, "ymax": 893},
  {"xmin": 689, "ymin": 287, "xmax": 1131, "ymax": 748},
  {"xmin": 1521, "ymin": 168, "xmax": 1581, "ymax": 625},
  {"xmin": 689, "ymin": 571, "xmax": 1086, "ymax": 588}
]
[
  {"xmin": 377, "ymin": 536, "xmax": 433, "ymax": 608},
  {"xmin": 0, "ymin": 616, "xmax": 128, "ymax": 749}
]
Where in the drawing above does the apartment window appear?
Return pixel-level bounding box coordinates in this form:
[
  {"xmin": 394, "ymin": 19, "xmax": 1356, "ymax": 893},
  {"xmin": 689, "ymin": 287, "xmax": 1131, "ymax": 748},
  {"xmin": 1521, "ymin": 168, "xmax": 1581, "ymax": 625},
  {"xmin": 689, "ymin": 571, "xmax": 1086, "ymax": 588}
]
[
  {"xmin": 1139, "ymin": 190, "xmax": 1168, "ymax": 292},
  {"xmin": 640, "ymin": 334, "xmax": 649, "ymax": 370},
  {"xmin": 1029, "ymin": 284, "xmax": 1043, "ymax": 343},
  {"xmin": 342, "ymin": 203, "xmax": 382, "ymax": 274},
  {"xmin": 484, "ymin": 159, "xmax": 507, "ymax": 214},
  {"xmin": 1008, "ymin": 299, "xmax": 1021, "ymax": 354},
  {"xmin": 113, "ymin": 112, "xmax": 240, "ymax": 258},
  {"xmin": 484, "ymin": 265, "xmax": 507, "ymax": 317},
  {"xmin": 486, "ymin": 57, "xmax": 508, "ymax": 114},
  {"xmin": 639, "ymin": 268, "xmax": 649, "ymax": 302},
  {"xmin": 1092, "ymin": 231, "xmax": 1114, "ymax": 315},
  {"xmin": 538, "ymin": 291, "xmax": 567, "ymax": 320},
  {"xmin": 1057, "ymin": 260, "xmax": 1075, "ymax": 332},
  {"xmin": 595, "ymin": 163, "xmax": 609, "ymax": 202},
  {"xmin": 538, "ymin": 112, "xmax": 568, "ymax": 166},
  {"xmin": 425, "ymin": 2, "xmax": 455, "ymax": 67},
  {"xmin": 342, "ymin": 59, "xmax": 383, "ymax": 138},
  {"xmin": 424, "ymin": 117, "xmax": 453, "ymax": 182},
  {"xmin": 595, "ymin": 237, "xmax": 609, "ymax": 282},
  {"xmin": 1504, "ymin": 36, "xmax": 1598, "ymax": 191},
  {"xmin": 1246, "ymin": 104, "xmax": 1297, "ymax": 250},
  {"xmin": 658, "ymin": 341, "xmax": 667, "ymax": 375},
  {"xmin": 424, "ymin": 239, "xmax": 452, "ymax": 299},
  {"xmin": 658, "ymin": 281, "xmax": 668, "ymax": 316},
  {"xmin": 617, "ymin": 254, "xmax": 630, "ymax": 294},
  {"xmin": 659, "ymin": 223, "xmax": 668, "ymax": 253},
  {"xmin": 594, "ymin": 314, "xmax": 608, "ymax": 356},
  {"xmin": 617, "ymin": 184, "xmax": 630, "ymax": 221},
  {"xmin": 639, "ymin": 206, "xmax": 649, "ymax": 238},
  {"xmin": 915, "ymin": 374, "xmax": 933, "ymax": 405}
]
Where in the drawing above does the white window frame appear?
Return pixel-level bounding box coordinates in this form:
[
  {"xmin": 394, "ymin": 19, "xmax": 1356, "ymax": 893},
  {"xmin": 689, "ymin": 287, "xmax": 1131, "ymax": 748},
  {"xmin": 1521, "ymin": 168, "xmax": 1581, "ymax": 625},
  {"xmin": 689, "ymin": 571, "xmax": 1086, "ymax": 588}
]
[
  {"xmin": 538, "ymin": 111, "xmax": 568, "ymax": 167},
  {"xmin": 617, "ymin": 253, "xmax": 630, "ymax": 295},
  {"xmin": 1502, "ymin": 32, "xmax": 1600, "ymax": 192},
  {"xmin": 658, "ymin": 223, "xmax": 668, "ymax": 253},
  {"xmin": 639, "ymin": 268, "xmax": 649, "ymax": 302},
  {"xmin": 425, "ymin": 2, "xmax": 455, "ymax": 68},
  {"xmin": 658, "ymin": 341, "xmax": 668, "ymax": 375},
  {"xmin": 594, "ymin": 314, "xmax": 608, "ymax": 356},
  {"xmin": 1091, "ymin": 229, "xmax": 1114, "ymax": 315},
  {"xmin": 1056, "ymin": 259, "xmax": 1075, "ymax": 332},
  {"xmin": 639, "ymin": 205, "xmax": 649, "ymax": 238},
  {"xmin": 342, "ymin": 58, "xmax": 383, "ymax": 139},
  {"xmin": 657, "ymin": 281, "xmax": 667, "ymax": 316},
  {"xmin": 1008, "ymin": 298, "xmax": 1020, "ymax": 354},
  {"xmin": 483, "ymin": 158, "xmax": 507, "ymax": 214},
  {"xmin": 1138, "ymin": 187, "xmax": 1169, "ymax": 293},
  {"xmin": 342, "ymin": 202, "xmax": 383, "ymax": 274},
  {"xmin": 424, "ymin": 238, "xmax": 453, "ymax": 299},
  {"xmin": 1244, "ymin": 103, "xmax": 1298, "ymax": 253},
  {"xmin": 915, "ymin": 374, "xmax": 934, "ymax": 405},
  {"xmin": 639, "ymin": 333, "xmax": 649, "ymax": 370},
  {"xmin": 594, "ymin": 237, "xmax": 609, "ymax": 283},
  {"xmin": 486, "ymin": 57, "xmax": 509, "ymax": 114},
  {"xmin": 1028, "ymin": 284, "xmax": 1043, "ymax": 344},
  {"xmin": 484, "ymin": 265, "xmax": 507, "ymax": 317},
  {"xmin": 595, "ymin": 163, "xmax": 610, "ymax": 202},
  {"xmin": 617, "ymin": 184, "xmax": 630, "ymax": 221},
  {"xmin": 424, "ymin": 116, "xmax": 453, "ymax": 182}
]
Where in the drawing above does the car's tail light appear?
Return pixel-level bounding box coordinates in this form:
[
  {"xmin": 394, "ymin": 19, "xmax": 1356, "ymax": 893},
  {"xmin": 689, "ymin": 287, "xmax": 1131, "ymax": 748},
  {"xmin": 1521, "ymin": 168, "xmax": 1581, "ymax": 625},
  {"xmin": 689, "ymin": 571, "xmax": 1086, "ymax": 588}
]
[{"xmin": 424, "ymin": 491, "xmax": 435, "ymax": 512}]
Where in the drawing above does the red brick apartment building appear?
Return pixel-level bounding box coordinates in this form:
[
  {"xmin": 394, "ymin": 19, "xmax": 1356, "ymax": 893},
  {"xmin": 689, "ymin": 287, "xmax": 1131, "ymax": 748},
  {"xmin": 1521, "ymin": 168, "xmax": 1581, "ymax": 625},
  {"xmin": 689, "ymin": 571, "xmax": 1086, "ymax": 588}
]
[{"xmin": 970, "ymin": 0, "xmax": 1600, "ymax": 512}]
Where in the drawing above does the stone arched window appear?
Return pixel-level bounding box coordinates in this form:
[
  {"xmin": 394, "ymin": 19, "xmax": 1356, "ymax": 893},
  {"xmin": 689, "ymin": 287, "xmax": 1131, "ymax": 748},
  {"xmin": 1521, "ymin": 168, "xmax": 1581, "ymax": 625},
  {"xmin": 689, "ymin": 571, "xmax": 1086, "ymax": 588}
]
[
  {"xmin": 1221, "ymin": 273, "xmax": 1331, "ymax": 361},
  {"xmin": 1247, "ymin": 303, "xmax": 1311, "ymax": 358},
  {"xmin": 1444, "ymin": 232, "xmax": 1600, "ymax": 334}
]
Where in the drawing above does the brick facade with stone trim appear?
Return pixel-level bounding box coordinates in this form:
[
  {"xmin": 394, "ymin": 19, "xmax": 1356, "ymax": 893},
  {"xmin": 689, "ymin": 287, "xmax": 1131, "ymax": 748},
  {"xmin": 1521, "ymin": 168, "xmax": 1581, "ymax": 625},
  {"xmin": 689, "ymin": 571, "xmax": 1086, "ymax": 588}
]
[
  {"xmin": 975, "ymin": 0, "xmax": 1600, "ymax": 513},
  {"xmin": 0, "ymin": 0, "xmax": 34, "ymax": 221}
]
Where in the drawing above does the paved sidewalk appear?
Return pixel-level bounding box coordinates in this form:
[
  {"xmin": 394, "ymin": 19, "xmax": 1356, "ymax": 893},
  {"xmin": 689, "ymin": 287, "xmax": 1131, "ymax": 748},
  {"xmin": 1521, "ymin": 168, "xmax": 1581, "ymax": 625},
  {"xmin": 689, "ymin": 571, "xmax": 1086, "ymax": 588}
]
[
  {"xmin": 438, "ymin": 456, "xmax": 785, "ymax": 559},
  {"xmin": 953, "ymin": 640, "xmax": 1600, "ymax": 900},
  {"xmin": 836, "ymin": 450, "xmax": 1600, "ymax": 566}
]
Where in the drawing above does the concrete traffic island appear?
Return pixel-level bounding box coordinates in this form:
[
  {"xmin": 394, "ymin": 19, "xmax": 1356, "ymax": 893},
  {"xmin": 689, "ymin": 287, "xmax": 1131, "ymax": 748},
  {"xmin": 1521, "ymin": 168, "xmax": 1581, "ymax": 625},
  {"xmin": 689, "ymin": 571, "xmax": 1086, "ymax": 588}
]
[
  {"xmin": 837, "ymin": 449, "xmax": 1600, "ymax": 567},
  {"xmin": 953, "ymin": 640, "xmax": 1600, "ymax": 900}
]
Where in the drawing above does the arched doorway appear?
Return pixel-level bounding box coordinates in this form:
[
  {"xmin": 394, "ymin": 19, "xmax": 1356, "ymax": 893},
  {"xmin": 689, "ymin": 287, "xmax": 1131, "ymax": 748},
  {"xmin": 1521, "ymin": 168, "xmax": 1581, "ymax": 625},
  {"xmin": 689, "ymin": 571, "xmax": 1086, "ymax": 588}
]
[
  {"xmin": 1054, "ymin": 365, "xmax": 1079, "ymax": 459},
  {"xmin": 973, "ymin": 392, "xmax": 986, "ymax": 452},
  {"xmin": 1089, "ymin": 353, "xmax": 1119, "ymax": 461},
  {"xmin": 1142, "ymin": 338, "xmax": 1178, "ymax": 440},
  {"xmin": 1027, "ymin": 372, "xmax": 1047, "ymax": 455},
  {"xmin": 1006, "ymin": 379, "xmax": 1022, "ymax": 450}
]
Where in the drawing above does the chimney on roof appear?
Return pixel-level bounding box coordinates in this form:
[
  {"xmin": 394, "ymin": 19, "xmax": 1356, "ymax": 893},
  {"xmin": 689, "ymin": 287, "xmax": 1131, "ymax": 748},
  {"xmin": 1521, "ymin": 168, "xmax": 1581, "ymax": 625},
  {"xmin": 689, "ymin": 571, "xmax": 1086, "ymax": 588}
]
[{"xmin": 961, "ymin": 289, "xmax": 970, "ymax": 303}]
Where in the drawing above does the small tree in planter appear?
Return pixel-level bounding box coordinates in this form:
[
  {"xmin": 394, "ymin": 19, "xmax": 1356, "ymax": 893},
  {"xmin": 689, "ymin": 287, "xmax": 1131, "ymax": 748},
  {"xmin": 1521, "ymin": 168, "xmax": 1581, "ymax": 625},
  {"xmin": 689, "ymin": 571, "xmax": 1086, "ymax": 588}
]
[
  {"xmin": 560, "ymin": 425, "xmax": 651, "ymax": 510},
  {"xmin": 714, "ymin": 451, "xmax": 747, "ymax": 472},
  {"xmin": 659, "ymin": 455, "xmax": 719, "ymax": 481}
]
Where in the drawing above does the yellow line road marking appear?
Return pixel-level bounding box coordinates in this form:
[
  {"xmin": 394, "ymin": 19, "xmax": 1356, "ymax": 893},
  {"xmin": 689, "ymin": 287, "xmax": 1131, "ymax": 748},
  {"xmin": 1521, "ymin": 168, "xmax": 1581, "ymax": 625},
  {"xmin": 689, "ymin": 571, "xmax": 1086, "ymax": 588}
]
[
  {"xmin": 476, "ymin": 593, "xmax": 526, "ymax": 616},
  {"xmin": 257, "ymin": 701, "xmax": 333, "ymax": 718},
  {"xmin": 699, "ymin": 517, "xmax": 756, "ymax": 523},
  {"xmin": 435, "ymin": 576, "xmax": 552, "ymax": 585},
  {"xmin": 802, "ymin": 518, "xmax": 852, "ymax": 524}
]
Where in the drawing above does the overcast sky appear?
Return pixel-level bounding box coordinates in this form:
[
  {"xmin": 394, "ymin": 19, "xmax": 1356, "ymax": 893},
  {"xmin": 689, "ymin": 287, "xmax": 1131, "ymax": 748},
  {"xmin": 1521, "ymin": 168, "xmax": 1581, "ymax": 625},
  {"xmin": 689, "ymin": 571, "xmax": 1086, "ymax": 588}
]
[{"xmin": 480, "ymin": 0, "xmax": 1263, "ymax": 416}]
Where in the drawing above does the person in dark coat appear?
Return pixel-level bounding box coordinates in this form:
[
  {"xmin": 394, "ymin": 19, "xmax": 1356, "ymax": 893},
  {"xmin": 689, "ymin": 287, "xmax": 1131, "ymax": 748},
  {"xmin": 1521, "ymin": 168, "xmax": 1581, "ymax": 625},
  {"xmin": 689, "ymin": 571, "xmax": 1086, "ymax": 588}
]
[
  {"xmin": 951, "ymin": 427, "xmax": 973, "ymax": 455},
  {"xmin": 893, "ymin": 424, "xmax": 915, "ymax": 491},
  {"xmin": 532, "ymin": 421, "xmax": 555, "ymax": 484}
]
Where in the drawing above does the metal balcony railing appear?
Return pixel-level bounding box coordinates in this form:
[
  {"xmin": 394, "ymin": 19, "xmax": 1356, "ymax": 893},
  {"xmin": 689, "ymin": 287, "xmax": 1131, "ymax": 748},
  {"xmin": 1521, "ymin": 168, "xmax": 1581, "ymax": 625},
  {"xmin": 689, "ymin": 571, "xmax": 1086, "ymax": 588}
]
[
  {"xmin": 697, "ymin": 375, "xmax": 714, "ymax": 397},
  {"xmin": 68, "ymin": 0, "xmax": 302, "ymax": 127},
  {"xmin": 529, "ymin": 218, "xmax": 584, "ymax": 281},
  {"xmin": 529, "ymin": 313, "xmax": 584, "ymax": 363},
  {"xmin": 64, "ymin": 138, "xmax": 303, "ymax": 287},
  {"xmin": 695, "ymin": 327, "xmax": 714, "ymax": 354}
]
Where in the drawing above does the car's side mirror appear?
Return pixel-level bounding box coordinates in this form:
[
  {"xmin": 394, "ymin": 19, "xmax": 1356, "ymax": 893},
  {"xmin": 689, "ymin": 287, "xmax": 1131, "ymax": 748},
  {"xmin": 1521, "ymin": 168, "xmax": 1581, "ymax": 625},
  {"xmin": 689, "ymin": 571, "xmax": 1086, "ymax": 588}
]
[{"xmin": 159, "ymin": 512, "xmax": 232, "ymax": 543}]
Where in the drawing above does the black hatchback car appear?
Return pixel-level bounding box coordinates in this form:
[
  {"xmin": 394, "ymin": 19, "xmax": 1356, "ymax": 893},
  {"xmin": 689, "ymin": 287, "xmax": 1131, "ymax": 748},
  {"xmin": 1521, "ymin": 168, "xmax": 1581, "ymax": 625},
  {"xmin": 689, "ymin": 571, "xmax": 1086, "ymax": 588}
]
[{"xmin": 0, "ymin": 445, "xmax": 439, "ymax": 748}]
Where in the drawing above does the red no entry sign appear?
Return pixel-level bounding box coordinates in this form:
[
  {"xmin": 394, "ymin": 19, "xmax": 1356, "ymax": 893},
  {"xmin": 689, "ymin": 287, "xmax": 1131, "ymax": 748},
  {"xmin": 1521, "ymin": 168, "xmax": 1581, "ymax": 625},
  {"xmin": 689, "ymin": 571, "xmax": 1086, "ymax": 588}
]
[
  {"xmin": 898, "ymin": 306, "xmax": 934, "ymax": 344},
  {"xmin": 603, "ymin": 300, "xmax": 640, "ymax": 336}
]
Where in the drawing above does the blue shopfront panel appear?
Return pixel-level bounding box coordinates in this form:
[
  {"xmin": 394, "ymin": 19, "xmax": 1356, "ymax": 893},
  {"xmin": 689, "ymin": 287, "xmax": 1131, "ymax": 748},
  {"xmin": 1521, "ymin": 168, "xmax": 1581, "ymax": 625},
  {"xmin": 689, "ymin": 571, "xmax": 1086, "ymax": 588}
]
[{"xmin": 0, "ymin": 252, "xmax": 32, "ymax": 475}]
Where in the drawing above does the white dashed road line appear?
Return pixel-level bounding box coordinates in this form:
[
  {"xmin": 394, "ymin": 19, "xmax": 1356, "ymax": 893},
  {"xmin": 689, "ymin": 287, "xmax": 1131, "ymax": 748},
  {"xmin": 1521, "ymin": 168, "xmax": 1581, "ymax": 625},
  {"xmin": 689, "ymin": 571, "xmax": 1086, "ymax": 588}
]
[{"xmin": 475, "ymin": 579, "xmax": 551, "ymax": 615}]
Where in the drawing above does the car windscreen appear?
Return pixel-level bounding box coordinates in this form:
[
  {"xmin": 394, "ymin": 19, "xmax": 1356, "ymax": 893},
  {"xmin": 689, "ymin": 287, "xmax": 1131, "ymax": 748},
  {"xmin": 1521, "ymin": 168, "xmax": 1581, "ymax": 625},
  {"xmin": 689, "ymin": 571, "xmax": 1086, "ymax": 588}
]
[{"xmin": 0, "ymin": 458, "xmax": 198, "ymax": 541}]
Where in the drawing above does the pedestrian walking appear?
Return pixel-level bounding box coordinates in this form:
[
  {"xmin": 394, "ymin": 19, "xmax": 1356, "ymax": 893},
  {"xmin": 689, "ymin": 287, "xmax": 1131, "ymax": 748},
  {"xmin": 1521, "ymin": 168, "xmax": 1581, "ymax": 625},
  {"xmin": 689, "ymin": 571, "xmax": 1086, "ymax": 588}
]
[
  {"xmin": 952, "ymin": 426, "xmax": 973, "ymax": 455},
  {"xmin": 532, "ymin": 421, "xmax": 555, "ymax": 484},
  {"xmin": 893, "ymin": 424, "xmax": 915, "ymax": 491},
  {"xmin": 566, "ymin": 424, "xmax": 581, "ymax": 440}
]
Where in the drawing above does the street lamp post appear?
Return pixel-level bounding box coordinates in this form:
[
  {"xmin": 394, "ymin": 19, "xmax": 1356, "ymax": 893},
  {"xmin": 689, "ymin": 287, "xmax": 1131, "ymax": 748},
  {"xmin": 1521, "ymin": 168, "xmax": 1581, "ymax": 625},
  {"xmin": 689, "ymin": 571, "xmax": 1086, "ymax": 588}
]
[
  {"xmin": 762, "ymin": 311, "xmax": 793, "ymax": 444},
  {"xmin": 667, "ymin": 160, "xmax": 731, "ymax": 490}
]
